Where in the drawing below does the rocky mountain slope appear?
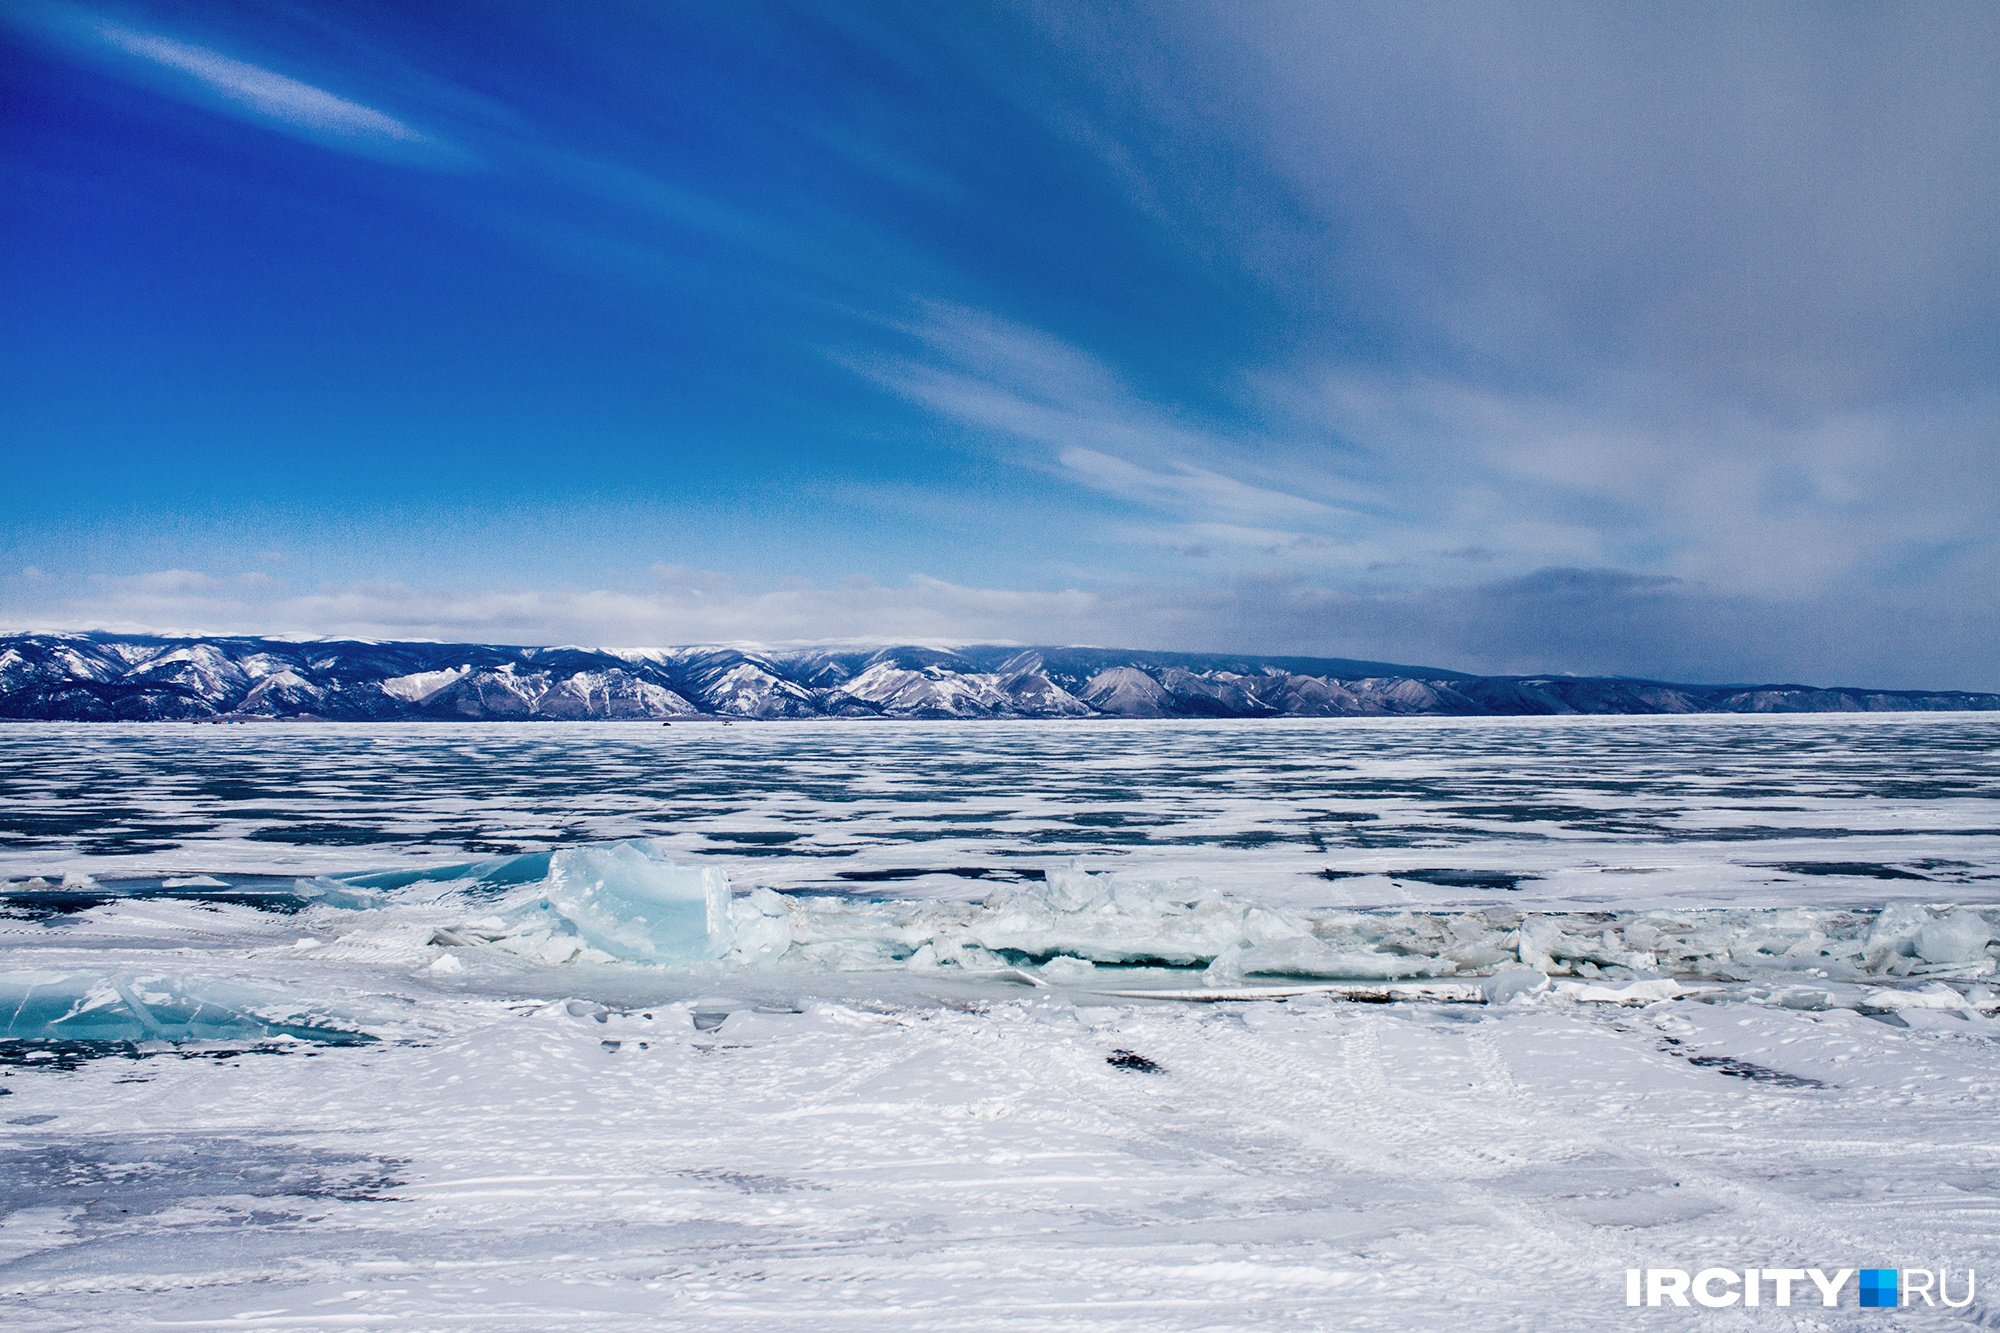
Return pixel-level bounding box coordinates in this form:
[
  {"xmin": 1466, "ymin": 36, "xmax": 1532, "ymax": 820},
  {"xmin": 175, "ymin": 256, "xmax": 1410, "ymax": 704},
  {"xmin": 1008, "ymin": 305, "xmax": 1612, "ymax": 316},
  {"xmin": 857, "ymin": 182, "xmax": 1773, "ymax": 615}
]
[{"xmin": 1, "ymin": 633, "xmax": 1993, "ymax": 721}]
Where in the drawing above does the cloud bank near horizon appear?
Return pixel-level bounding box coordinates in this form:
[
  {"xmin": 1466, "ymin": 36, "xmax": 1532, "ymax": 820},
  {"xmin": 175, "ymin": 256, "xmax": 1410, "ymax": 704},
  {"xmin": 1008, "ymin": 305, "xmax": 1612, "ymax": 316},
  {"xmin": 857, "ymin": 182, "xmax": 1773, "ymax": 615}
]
[{"xmin": 6, "ymin": 561, "xmax": 1992, "ymax": 691}]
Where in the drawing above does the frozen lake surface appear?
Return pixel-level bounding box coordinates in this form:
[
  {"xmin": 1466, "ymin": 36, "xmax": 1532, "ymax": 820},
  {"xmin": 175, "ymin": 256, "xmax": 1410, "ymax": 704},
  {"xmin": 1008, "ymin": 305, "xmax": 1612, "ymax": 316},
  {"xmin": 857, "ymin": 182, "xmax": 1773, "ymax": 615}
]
[
  {"xmin": 6, "ymin": 712, "xmax": 2000, "ymax": 908},
  {"xmin": 2, "ymin": 715, "xmax": 1998, "ymax": 1329}
]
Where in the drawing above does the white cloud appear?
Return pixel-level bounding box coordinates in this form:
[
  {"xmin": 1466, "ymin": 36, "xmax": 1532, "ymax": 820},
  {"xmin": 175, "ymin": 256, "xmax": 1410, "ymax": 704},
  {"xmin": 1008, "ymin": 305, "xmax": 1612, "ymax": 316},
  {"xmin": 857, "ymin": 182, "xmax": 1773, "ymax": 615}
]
[
  {"xmin": 954, "ymin": 5, "xmax": 2000, "ymax": 624},
  {"xmin": 1056, "ymin": 449, "xmax": 1335, "ymax": 524},
  {"xmin": 1293, "ymin": 368, "xmax": 2000, "ymax": 598},
  {"xmin": 265, "ymin": 576, "xmax": 1101, "ymax": 648},
  {"xmin": 846, "ymin": 303, "xmax": 1384, "ymax": 550},
  {"xmin": 104, "ymin": 569, "xmax": 221, "ymax": 594},
  {"xmin": 848, "ymin": 299, "xmax": 2000, "ymax": 606},
  {"xmin": 90, "ymin": 20, "xmax": 432, "ymax": 147},
  {"xmin": 23, "ymin": 572, "xmax": 1099, "ymax": 650},
  {"xmin": 7, "ymin": 4, "xmax": 470, "ymax": 166}
]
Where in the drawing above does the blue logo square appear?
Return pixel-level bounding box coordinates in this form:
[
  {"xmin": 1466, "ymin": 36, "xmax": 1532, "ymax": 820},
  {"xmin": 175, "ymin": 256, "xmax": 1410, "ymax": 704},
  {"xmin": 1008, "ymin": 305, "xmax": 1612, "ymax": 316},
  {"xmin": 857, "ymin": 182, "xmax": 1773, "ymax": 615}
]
[{"xmin": 1859, "ymin": 1269, "xmax": 1898, "ymax": 1308}]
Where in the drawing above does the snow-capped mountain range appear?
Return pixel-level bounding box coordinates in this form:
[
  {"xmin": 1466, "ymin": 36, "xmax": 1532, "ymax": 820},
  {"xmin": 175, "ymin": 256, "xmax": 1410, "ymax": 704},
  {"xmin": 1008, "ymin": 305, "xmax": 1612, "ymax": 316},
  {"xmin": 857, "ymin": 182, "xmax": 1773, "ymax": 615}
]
[{"xmin": 0, "ymin": 633, "xmax": 1993, "ymax": 722}]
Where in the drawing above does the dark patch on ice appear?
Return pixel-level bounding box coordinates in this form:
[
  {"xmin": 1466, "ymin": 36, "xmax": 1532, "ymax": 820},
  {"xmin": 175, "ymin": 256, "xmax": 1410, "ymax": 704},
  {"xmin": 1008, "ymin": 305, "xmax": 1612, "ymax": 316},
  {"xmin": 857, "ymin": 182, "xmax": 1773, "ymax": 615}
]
[
  {"xmin": 1341, "ymin": 825, "xmax": 1550, "ymax": 849},
  {"xmin": 0, "ymin": 1035, "xmax": 371, "ymax": 1070},
  {"xmin": 0, "ymin": 882, "xmax": 312, "ymax": 920},
  {"xmin": 1221, "ymin": 830, "xmax": 1290, "ymax": 849},
  {"xmin": 80, "ymin": 837, "xmax": 185, "ymax": 854},
  {"xmin": 1684, "ymin": 1054, "xmax": 1826, "ymax": 1088},
  {"xmin": 1390, "ymin": 868, "xmax": 1540, "ymax": 891},
  {"xmin": 1107, "ymin": 1049, "xmax": 1164, "ymax": 1073},
  {"xmin": 835, "ymin": 866, "xmax": 1046, "ymax": 883},
  {"xmin": 680, "ymin": 1168, "xmax": 825, "ymax": 1194},
  {"xmin": 1, "ymin": 890, "xmax": 120, "ymax": 919},
  {"xmin": 1657, "ymin": 1038, "xmax": 1825, "ymax": 1089},
  {"xmin": 246, "ymin": 823, "xmax": 405, "ymax": 846},
  {"xmin": 0, "ymin": 1134, "xmax": 407, "ymax": 1219},
  {"xmin": 1760, "ymin": 861, "xmax": 1933, "ymax": 881},
  {"xmin": 1030, "ymin": 828, "xmax": 1152, "ymax": 845},
  {"xmin": 1675, "ymin": 825, "xmax": 2000, "ymax": 844},
  {"xmin": 887, "ymin": 812, "xmax": 1028, "ymax": 824},
  {"xmin": 1447, "ymin": 804, "xmax": 1606, "ymax": 823},
  {"xmin": 690, "ymin": 845, "xmax": 810, "ymax": 857},
  {"xmin": 8, "ymin": 1114, "xmax": 57, "ymax": 1125},
  {"xmin": 687, "ymin": 843, "xmax": 861, "ymax": 858},
  {"xmin": 1560, "ymin": 819, "xmax": 1668, "ymax": 835}
]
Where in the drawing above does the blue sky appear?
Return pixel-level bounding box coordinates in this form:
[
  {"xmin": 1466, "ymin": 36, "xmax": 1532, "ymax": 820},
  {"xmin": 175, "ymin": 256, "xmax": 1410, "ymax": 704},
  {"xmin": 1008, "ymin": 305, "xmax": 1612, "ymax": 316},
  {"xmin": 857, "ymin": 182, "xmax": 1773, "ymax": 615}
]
[{"xmin": 3, "ymin": 0, "xmax": 1997, "ymax": 687}]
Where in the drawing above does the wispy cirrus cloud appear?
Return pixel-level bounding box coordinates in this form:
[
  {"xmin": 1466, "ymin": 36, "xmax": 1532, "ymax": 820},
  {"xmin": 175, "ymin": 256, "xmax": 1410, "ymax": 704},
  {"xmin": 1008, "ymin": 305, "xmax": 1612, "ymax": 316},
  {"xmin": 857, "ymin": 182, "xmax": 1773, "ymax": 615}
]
[
  {"xmin": 1054, "ymin": 449, "xmax": 1335, "ymax": 525},
  {"xmin": 848, "ymin": 303, "xmax": 1383, "ymax": 549},
  {"xmin": 9, "ymin": 2, "xmax": 472, "ymax": 167},
  {"xmin": 854, "ymin": 290, "xmax": 2000, "ymax": 621},
  {"xmin": 91, "ymin": 21, "xmax": 431, "ymax": 147}
]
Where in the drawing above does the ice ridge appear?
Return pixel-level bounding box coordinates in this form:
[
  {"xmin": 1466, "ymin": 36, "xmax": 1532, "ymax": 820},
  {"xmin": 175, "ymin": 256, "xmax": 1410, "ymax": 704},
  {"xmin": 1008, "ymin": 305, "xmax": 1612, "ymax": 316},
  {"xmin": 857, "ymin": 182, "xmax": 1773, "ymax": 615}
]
[{"xmin": 319, "ymin": 846, "xmax": 2000, "ymax": 1016}]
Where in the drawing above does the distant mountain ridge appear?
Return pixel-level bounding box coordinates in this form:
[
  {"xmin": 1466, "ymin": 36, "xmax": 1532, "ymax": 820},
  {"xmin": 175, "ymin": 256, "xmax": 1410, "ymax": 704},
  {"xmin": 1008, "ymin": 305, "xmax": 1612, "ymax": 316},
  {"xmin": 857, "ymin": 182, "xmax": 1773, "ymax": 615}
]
[{"xmin": 0, "ymin": 633, "xmax": 1993, "ymax": 722}]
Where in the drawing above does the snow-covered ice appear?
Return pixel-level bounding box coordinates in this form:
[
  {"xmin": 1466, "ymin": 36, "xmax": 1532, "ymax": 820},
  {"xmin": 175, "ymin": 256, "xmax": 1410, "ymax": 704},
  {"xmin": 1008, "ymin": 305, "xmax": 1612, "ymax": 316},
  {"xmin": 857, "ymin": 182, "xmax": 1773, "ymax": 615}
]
[{"xmin": 2, "ymin": 713, "xmax": 1998, "ymax": 1329}]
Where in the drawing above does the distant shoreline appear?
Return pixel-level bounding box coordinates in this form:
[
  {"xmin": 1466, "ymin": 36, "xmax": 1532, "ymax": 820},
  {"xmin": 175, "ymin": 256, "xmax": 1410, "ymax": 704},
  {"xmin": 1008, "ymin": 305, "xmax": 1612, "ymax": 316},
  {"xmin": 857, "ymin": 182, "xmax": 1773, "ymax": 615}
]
[{"xmin": 4, "ymin": 632, "xmax": 1995, "ymax": 723}]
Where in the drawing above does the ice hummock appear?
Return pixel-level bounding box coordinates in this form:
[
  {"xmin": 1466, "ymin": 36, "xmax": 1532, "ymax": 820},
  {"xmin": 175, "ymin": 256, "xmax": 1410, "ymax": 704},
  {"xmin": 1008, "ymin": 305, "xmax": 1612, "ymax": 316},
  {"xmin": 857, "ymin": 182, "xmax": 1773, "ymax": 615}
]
[
  {"xmin": 496, "ymin": 843, "xmax": 735, "ymax": 965},
  {"xmin": 290, "ymin": 846, "xmax": 2000, "ymax": 1013},
  {"xmin": 754, "ymin": 867, "xmax": 1394, "ymax": 975},
  {"xmin": 293, "ymin": 842, "xmax": 739, "ymax": 967}
]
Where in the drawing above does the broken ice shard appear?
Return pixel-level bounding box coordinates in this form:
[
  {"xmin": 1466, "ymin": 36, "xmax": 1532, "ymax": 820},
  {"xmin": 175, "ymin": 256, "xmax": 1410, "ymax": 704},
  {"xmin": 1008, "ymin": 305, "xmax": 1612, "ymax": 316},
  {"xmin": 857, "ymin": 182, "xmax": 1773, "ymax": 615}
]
[{"xmin": 520, "ymin": 842, "xmax": 734, "ymax": 963}]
